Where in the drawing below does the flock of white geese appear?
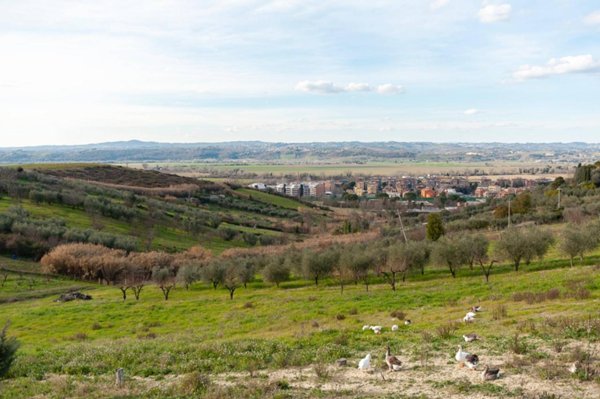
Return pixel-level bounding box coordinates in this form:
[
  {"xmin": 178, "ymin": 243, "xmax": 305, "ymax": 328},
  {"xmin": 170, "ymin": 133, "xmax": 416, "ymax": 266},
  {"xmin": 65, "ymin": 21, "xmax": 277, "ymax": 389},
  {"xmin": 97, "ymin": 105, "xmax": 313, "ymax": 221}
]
[{"xmin": 357, "ymin": 306, "xmax": 501, "ymax": 382}]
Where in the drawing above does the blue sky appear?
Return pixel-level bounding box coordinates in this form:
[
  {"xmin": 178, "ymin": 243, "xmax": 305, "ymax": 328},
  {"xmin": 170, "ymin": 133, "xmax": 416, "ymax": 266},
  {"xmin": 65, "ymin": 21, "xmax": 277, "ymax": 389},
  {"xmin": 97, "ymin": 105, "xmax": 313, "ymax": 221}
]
[{"xmin": 1, "ymin": 0, "xmax": 599, "ymax": 146}]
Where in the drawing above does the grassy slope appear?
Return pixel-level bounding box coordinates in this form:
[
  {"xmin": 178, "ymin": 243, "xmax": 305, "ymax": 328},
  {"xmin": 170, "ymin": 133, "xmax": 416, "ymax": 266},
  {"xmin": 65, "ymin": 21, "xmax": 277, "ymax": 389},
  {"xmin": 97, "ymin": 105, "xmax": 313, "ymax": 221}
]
[
  {"xmin": 1, "ymin": 255, "xmax": 598, "ymax": 368},
  {"xmin": 236, "ymin": 188, "xmax": 307, "ymax": 210},
  {"xmin": 0, "ymin": 197, "xmax": 250, "ymax": 254}
]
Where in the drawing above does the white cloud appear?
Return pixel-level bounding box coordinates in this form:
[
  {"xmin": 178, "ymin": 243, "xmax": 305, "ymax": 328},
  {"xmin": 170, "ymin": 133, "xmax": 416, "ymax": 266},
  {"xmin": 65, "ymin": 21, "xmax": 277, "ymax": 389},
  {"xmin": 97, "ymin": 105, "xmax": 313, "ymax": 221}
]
[
  {"xmin": 430, "ymin": 0, "xmax": 450, "ymax": 11},
  {"xmin": 464, "ymin": 108, "xmax": 480, "ymax": 115},
  {"xmin": 513, "ymin": 55, "xmax": 600, "ymax": 81},
  {"xmin": 346, "ymin": 82, "xmax": 372, "ymax": 92},
  {"xmin": 478, "ymin": 3, "xmax": 511, "ymax": 23},
  {"xmin": 584, "ymin": 10, "xmax": 600, "ymax": 25},
  {"xmin": 376, "ymin": 83, "xmax": 404, "ymax": 94},
  {"xmin": 295, "ymin": 81, "xmax": 403, "ymax": 95},
  {"xmin": 295, "ymin": 80, "xmax": 345, "ymax": 94}
]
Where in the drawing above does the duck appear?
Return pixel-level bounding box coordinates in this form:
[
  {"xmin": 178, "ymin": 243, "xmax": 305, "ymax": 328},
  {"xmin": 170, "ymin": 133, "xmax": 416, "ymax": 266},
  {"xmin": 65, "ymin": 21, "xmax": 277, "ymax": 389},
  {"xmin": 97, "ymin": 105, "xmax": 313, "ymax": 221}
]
[
  {"xmin": 471, "ymin": 306, "xmax": 481, "ymax": 312},
  {"xmin": 455, "ymin": 345, "xmax": 470, "ymax": 362},
  {"xmin": 362, "ymin": 325, "xmax": 371, "ymax": 331},
  {"xmin": 463, "ymin": 333, "xmax": 479, "ymax": 342},
  {"xmin": 463, "ymin": 315, "xmax": 475, "ymax": 323},
  {"xmin": 404, "ymin": 319, "xmax": 412, "ymax": 325},
  {"xmin": 466, "ymin": 311, "xmax": 477, "ymax": 319},
  {"xmin": 481, "ymin": 365, "xmax": 500, "ymax": 381},
  {"xmin": 465, "ymin": 354, "xmax": 479, "ymax": 370},
  {"xmin": 391, "ymin": 324, "xmax": 399, "ymax": 331},
  {"xmin": 385, "ymin": 345, "xmax": 402, "ymax": 372},
  {"xmin": 358, "ymin": 353, "xmax": 371, "ymax": 370}
]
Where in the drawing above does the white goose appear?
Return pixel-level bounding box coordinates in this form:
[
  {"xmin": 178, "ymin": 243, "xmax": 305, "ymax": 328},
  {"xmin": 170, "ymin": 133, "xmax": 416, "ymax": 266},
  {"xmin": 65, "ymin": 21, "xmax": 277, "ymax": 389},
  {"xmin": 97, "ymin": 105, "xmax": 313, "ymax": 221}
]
[
  {"xmin": 455, "ymin": 345, "xmax": 470, "ymax": 362},
  {"xmin": 362, "ymin": 325, "xmax": 371, "ymax": 331},
  {"xmin": 370, "ymin": 325, "xmax": 382, "ymax": 334},
  {"xmin": 358, "ymin": 353, "xmax": 371, "ymax": 370},
  {"xmin": 391, "ymin": 324, "xmax": 399, "ymax": 331}
]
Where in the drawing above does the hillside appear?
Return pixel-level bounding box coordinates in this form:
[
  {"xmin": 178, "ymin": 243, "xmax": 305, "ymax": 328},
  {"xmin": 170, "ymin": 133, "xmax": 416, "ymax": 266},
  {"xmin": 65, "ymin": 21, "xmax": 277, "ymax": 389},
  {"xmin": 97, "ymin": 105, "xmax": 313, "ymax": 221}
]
[
  {"xmin": 0, "ymin": 251, "xmax": 598, "ymax": 398},
  {"xmin": 0, "ymin": 165, "xmax": 326, "ymax": 256}
]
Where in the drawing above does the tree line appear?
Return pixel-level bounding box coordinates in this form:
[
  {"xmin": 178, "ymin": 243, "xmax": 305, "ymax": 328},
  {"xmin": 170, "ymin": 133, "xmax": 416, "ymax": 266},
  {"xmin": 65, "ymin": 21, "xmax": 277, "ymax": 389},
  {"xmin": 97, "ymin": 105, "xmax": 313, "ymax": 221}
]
[{"xmin": 38, "ymin": 217, "xmax": 600, "ymax": 300}]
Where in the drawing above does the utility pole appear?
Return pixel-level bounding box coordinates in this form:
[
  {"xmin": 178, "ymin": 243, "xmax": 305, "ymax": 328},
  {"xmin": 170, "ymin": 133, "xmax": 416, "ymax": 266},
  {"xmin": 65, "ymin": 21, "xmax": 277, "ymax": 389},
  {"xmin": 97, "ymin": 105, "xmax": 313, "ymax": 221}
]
[{"xmin": 397, "ymin": 210, "xmax": 408, "ymax": 243}]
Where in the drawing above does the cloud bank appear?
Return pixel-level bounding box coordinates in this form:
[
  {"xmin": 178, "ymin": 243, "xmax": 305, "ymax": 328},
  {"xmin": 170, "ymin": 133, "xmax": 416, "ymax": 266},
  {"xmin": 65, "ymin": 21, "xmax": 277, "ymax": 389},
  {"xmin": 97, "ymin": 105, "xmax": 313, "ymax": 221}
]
[{"xmin": 513, "ymin": 55, "xmax": 600, "ymax": 81}]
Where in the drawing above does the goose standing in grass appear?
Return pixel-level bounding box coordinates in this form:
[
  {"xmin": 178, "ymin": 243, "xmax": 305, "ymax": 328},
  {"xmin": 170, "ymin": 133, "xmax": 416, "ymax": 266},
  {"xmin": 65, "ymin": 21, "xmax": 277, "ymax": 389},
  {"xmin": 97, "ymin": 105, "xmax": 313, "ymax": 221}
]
[
  {"xmin": 463, "ymin": 312, "xmax": 476, "ymax": 322},
  {"xmin": 370, "ymin": 325, "xmax": 382, "ymax": 334},
  {"xmin": 358, "ymin": 353, "xmax": 371, "ymax": 370},
  {"xmin": 463, "ymin": 333, "xmax": 479, "ymax": 342},
  {"xmin": 391, "ymin": 324, "xmax": 399, "ymax": 332},
  {"xmin": 362, "ymin": 325, "xmax": 371, "ymax": 331},
  {"xmin": 404, "ymin": 319, "xmax": 411, "ymax": 325},
  {"xmin": 385, "ymin": 345, "xmax": 402, "ymax": 372},
  {"xmin": 481, "ymin": 365, "xmax": 500, "ymax": 381},
  {"xmin": 465, "ymin": 354, "xmax": 479, "ymax": 370},
  {"xmin": 471, "ymin": 306, "xmax": 481, "ymax": 312},
  {"xmin": 455, "ymin": 345, "xmax": 470, "ymax": 362}
]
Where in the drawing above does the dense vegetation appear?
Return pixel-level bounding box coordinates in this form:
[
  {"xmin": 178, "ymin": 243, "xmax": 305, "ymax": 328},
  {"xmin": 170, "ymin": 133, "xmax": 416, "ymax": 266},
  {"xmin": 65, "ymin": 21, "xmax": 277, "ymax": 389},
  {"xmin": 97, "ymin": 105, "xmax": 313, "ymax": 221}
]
[
  {"xmin": 1, "ymin": 162, "xmax": 600, "ymax": 398},
  {"xmin": 0, "ymin": 166, "xmax": 319, "ymax": 257}
]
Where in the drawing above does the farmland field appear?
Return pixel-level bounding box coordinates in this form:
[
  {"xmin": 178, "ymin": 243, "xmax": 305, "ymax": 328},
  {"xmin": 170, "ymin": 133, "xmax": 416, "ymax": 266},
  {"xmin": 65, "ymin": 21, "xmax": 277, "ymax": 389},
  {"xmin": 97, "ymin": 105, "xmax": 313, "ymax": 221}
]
[
  {"xmin": 127, "ymin": 160, "xmax": 573, "ymax": 179},
  {"xmin": 0, "ymin": 252, "xmax": 598, "ymax": 398}
]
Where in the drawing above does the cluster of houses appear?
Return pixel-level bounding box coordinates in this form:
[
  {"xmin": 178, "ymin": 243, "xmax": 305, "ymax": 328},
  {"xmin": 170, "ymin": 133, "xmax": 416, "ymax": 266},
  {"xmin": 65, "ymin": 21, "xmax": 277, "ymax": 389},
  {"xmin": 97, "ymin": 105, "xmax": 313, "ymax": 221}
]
[{"xmin": 248, "ymin": 175, "xmax": 553, "ymax": 200}]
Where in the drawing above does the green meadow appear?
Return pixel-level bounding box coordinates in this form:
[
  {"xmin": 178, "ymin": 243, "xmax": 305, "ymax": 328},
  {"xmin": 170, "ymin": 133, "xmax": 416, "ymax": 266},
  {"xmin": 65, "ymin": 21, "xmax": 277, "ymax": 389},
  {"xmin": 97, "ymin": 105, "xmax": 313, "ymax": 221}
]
[{"xmin": 0, "ymin": 252, "xmax": 598, "ymax": 398}]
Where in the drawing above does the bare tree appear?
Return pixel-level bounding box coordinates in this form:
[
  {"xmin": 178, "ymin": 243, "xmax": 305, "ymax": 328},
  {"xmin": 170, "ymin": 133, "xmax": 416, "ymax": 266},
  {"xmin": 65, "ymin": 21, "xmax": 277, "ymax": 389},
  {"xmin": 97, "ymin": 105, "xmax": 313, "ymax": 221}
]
[{"xmin": 152, "ymin": 266, "xmax": 175, "ymax": 300}]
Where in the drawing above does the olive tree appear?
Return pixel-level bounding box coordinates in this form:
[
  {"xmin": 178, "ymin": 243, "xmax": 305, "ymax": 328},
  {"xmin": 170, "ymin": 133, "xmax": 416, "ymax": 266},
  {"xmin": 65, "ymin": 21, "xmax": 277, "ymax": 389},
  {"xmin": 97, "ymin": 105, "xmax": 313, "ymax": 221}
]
[
  {"xmin": 262, "ymin": 256, "xmax": 290, "ymax": 287},
  {"xmin": 560, "ymin": 223, "xmax": 599, "ymax": 267},
  {"xmin": 432, "ymin": 236, "xmax": 470, "ymax": 278}
]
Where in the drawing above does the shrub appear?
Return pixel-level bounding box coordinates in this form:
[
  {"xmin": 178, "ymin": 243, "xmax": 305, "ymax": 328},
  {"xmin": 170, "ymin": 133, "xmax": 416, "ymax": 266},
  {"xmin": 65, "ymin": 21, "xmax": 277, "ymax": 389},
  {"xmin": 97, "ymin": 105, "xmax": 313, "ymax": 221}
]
[
  {"xmin": 509, "ymin": 333, "xmax": 528, "ymax": 354},
  {"xmin": 492, "ymin": 304, "xmax": 508, "ymax": 320},
  {"xmin": 436, "ymin": 321, "xmax": 459, "ymax": 339},
  {"xmin": 390, "ymin": 310, "xmax": 406, "ymax": 320},
  {"xmin": 0, "ymin": 321, "xmax": 19, "ymax": 378},
  {"xmin": 313, "ymin": 362, "xmax": 331, "ymax": 380},
  {"xmin": 179, "ymin": 371, "xmax": 210, "ymax": 395}
]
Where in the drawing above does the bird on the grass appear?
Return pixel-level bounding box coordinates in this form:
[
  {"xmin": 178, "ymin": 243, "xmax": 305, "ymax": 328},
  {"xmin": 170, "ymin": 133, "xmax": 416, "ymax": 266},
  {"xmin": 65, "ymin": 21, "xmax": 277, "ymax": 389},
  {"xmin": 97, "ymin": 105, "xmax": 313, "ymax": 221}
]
[
  {"xmin": 465, "ymin": 354, "xmax": 479, "ymax": 370},
  {"xmin": 481, "ymin": 365, "xmax": 500, "ymax": 381},
  {"xmin": 463, "ymin": 333, "xmax": 479, "ymax": 342},
  {"xmin": 455, "ymin": 345, "xmax": 470, "ymax": 362},
  {"xmin": 391, "ymin": 324, "xmax": 399, "ymax": 331},
  {"xmin": 362, "ymin": 325, "xmax": 371, "ymax": 331},
  {"xmin": 358, "ymin": 353, "xmax": 371, "ymax": 371},
  {"xmin": 385, "ymin": 345, "xmax": 402, "ymax": 372},
  {"xmin": 404, "ymin": 319, "xmax": 412, "ymax": 325},
  {"xmin": 370, "ymin": 325, "xmax": 382, "ymax": 334},
  {"xmin": 471, "ymin": 306, "xmax": 481, "ymax": 312}
]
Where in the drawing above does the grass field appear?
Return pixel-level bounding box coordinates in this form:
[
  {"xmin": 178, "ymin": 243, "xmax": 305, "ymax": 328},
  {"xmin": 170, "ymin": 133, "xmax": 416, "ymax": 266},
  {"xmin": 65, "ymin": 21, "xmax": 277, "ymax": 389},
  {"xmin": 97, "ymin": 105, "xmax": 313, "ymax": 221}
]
[
  {"xmin": 0, "ymin": 252, "xmax": 598, "ymax": 398},
  {"xmin": 236, "ymin": 188, "xmax": 307, "ymax": 210}
]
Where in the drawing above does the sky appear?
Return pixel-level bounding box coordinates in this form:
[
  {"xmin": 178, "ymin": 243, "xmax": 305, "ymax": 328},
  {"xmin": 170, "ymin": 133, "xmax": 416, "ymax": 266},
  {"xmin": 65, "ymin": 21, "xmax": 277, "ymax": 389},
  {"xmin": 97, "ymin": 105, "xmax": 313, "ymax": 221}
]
[{"xmin": 1, "ymin": 0, "xmax": 600, "ymax": 146}]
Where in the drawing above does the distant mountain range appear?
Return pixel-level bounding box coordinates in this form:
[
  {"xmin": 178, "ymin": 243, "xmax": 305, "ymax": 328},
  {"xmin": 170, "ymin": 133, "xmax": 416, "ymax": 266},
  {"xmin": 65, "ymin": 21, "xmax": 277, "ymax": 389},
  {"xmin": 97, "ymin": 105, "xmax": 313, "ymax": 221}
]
[{"xmin": 1, "ymin": 140, "xmax": 599, "ymax": 163}]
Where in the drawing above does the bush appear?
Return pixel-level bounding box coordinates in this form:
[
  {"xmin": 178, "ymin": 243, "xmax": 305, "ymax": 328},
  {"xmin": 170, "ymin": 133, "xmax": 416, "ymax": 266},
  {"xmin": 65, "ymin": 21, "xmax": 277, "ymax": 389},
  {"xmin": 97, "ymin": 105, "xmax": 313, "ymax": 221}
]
[
  {"xmin": 179, "ymin": 371, "xmax": 210, "ymax": 395},
  {"xmin": 492, "ymin": 304, "xmax": 508, "ymax": 320},
  {"xmin": 390, "ymin": 310, "xmax": 406, "ymax": 320},
  {"xmin": 0, "ymin": 321, "xmax": 19, "ymax": 378},
  {"xmin": 436, "ymin": 322, "xmax": 459, "ymax": 339}
]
